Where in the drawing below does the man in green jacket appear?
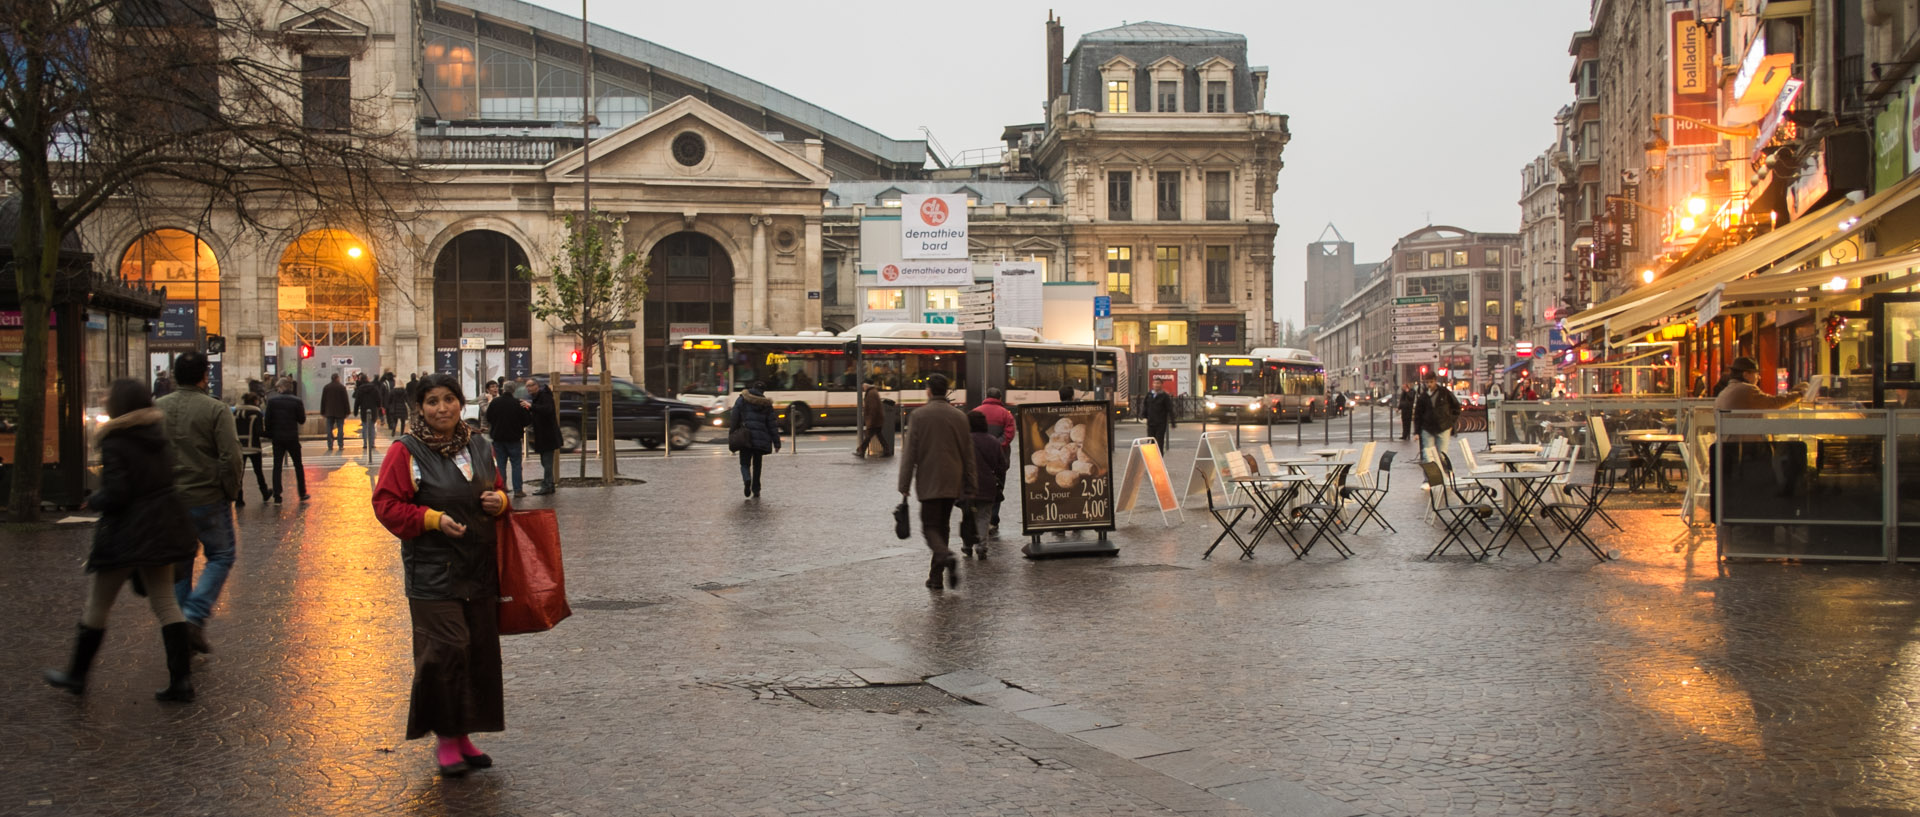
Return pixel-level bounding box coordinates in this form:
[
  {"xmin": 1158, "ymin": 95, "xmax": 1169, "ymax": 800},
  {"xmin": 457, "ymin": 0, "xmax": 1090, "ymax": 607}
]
[{"xmin": 155, "ymin": 351, "xmax": 243, "ymax": 654}]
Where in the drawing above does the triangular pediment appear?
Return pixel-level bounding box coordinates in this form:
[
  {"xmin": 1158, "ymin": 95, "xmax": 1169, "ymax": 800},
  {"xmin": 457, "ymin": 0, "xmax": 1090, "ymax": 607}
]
[
  {"xmin": 280, "ymin": 8, "xmax": 369, "ymax": 39},
  {"xmin": 546, "ymin": 96, "xmax": 830, "ymax": 188}
]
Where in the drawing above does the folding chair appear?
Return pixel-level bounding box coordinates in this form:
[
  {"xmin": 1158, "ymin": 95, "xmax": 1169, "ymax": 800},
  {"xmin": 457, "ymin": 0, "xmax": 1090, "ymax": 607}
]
[
  {"xmin": 1340, "ymin": 449, "xmax": 1397, "ymax": 534},
  {"xmin": 1538, "ymin": 476, "xmax": 1614, "ymax": 561},
  {"xmin": 1289, "ymin": 463, "xmax": 1353, "ymax": 558},
  {"xmin": 1589, "ymin": 416, "xmax": 1643, "ymax": 492},
  {"xmin": 1438, "ymin": 451, "xmax": 1492, "ymax": 506},
  {"xmin": 1201, "ymin": 475, "xmax": 1258, "ymax": 560},
  {"xmin": 1420, "ymin": 461, "xmax": 1493, "ymax": 561}
]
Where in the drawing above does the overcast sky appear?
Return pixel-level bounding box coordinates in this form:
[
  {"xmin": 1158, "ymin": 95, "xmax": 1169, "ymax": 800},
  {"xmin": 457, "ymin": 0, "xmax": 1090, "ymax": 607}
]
[{"xmin": 528, "ymin": 0, "xmax": 1593, "ymax": 326}]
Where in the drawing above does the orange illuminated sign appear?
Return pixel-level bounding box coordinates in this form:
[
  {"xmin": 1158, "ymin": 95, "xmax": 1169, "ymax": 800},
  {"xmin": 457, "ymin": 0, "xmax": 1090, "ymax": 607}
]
[{"xmin": 682, "ymin": 340, "xmax": 722, "ymax": 350}]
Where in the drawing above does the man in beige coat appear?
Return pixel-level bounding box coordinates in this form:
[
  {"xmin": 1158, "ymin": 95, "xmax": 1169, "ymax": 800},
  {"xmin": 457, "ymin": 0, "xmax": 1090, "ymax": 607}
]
[{"xmin": 898, "ymin": 373, "xmax": 977, "ymax": 590}]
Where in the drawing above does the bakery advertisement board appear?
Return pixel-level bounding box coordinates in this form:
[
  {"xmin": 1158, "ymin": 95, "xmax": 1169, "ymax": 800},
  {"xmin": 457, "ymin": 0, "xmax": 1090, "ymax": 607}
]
[{"xmin": 1016, "ymin": 401, "xmax": 1116, "ymax": 534}]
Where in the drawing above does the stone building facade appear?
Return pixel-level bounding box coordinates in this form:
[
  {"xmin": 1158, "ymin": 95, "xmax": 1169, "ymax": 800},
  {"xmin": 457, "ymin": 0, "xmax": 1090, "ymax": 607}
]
[{"xmin": 74, "ymin": 5, "xmax": 1287, "ymax": 400}]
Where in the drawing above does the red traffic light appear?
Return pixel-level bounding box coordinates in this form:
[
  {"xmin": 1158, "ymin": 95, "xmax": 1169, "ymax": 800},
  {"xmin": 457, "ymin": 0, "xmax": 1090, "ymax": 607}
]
[
  {"xmin": 298, "ymin": 343, "xmax": 314, "ymax": 360},
  {"xmin": 568, "ymin": 349, "xmax": 583, "ymax": 366}
]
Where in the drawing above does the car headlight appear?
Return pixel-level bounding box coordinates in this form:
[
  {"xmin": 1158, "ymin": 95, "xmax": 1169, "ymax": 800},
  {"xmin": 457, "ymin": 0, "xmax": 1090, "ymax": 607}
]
[
  {"xmin": 1205, "ymin": 401, "xmax": 1217, "ymax": 410},
  {"xmin": 1248, "ymin": 402, "xmax": 1261, "ymax": 411}
]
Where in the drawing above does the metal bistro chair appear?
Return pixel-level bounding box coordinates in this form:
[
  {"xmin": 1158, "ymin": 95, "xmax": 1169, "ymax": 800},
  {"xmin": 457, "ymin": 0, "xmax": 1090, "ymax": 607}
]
[
  {"xmin": 1201, "ymin": 472, "xmax": 1259, "ymax": 560},
  {"xmin": 1289, "ymin": 463, "xmax": 1353, "ymax": 559},
  {"xmin": 1420, "ymin": 460, "xmax": 1494, "ymax": 561},
  {"xmin": 1538, "ymin": 475, "xmax": 1615, "ymax": 562},
  {"xmin": 1340, "ymin": 449, "xmax": 1397, "ymax": 534},
  {"xmin": 1589, "ymin": 415, "xmax": 1644, "ymax": 493}
]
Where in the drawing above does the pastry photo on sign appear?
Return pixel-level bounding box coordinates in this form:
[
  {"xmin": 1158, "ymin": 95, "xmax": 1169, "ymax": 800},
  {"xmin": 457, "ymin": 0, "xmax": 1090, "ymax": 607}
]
[{"xmin": 1024, "ymin": 413, "xmax": 1109, "ymax": 488}]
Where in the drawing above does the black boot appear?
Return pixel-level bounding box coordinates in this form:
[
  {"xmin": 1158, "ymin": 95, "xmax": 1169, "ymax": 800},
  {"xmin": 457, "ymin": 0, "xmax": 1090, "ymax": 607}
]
[
  {"xmin": 43, "ymin": 624, "xmax": 106, "ymax": 694},
  {"xmin": 926, "ymin": 559, "xmax": 944, "ymax": 590},
  {"xmin": 944, "ymin": 555, "xmax": 960, "ymax": 589},
  {"xmin": 155, "ymin": 622, "xmax": 195, "ymax": 703}
]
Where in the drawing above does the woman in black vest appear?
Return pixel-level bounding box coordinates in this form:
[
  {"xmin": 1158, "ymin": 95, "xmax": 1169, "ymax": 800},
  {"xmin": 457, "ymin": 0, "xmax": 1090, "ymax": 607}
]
[{"xmin": 371, "ymin": 373, "xmax": 510, "ymax": 778}]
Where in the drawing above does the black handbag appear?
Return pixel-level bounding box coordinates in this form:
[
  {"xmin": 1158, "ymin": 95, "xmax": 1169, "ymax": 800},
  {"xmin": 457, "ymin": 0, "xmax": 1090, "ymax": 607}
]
[
  {"xmin": 728, "ymin": 424, "xmax": 751, "ymax": 452},
  {"xmin": 893, "ymin": 502, "xmax": 911, "ymax": 540}
]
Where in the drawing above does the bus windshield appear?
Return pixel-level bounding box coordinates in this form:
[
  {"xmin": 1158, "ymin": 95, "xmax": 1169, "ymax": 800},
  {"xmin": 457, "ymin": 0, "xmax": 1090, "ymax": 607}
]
[
  {"xmin": 1206, "ymin": 368, "xmax": 1266, "ymax": 396},
  {"xmin": 676, "ymin": 344, "xmax": 730, "ymax": 395}
]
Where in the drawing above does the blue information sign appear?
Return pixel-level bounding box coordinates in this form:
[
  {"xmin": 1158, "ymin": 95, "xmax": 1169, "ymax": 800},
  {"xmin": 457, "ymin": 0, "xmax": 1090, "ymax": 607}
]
[{"xmin": 1094, "ymin": 296, "xmax": 1111, "ymax": 318}]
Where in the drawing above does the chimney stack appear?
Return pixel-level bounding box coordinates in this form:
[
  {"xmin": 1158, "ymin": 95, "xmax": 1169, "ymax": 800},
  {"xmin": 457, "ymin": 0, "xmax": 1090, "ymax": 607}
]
[{"xmin": 1046, "ymin": 12, "xmax": 1064, "ymax": 108}]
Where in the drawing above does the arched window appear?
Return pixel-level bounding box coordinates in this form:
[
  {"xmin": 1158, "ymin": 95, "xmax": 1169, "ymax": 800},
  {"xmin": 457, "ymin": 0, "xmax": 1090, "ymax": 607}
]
[
  {"xmin": 120, "ymin": 229, "xmax": 220, "ymax": 335},
  {"xmin": 277, "ymin": 230, "xmax": 377, "ymax": 346},
  {"xmin": 479, "ymin": 47, "xmax": 535, "ymax": 119},
  {"xmin": 433, "ymin": 230, "xmax": 531, "ymax": 344},
  {"xmin": 596, "ymin": 81, "xmax": 650, "ymax": 128},
  {"xmin": 537, "ymin": 63, "xmax": 582, "ymax": 121},
  {"xmin": 423, "ymin": 34, "xmax": 477, "ymax": 120}
]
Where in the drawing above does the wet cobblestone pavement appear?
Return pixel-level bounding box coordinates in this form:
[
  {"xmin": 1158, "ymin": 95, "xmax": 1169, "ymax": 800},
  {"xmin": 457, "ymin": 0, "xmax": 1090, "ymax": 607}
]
[{"xmin": 6, "ymin": 423, "xmax": 1920, "ymax": 816}]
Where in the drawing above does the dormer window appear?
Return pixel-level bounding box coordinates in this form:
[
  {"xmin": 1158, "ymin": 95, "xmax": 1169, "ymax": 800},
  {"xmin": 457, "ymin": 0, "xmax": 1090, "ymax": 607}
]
[
  {"xmin": 1149, "ymin": 57, "xmax": 1185, "ymax": 112},
  {"xmin": 1100, "ymin": 57, "xmax": 1137, "ymax": 113},
  {"xmin": 1197, "ymin": 57, "xmax": 1234, "ymax": 113}
]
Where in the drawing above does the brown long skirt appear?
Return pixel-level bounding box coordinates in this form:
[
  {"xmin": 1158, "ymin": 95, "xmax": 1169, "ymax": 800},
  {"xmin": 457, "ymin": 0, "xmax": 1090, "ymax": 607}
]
[{"xmin": 406, "ymin": 597, "xmax": 505, "ymax": 740}]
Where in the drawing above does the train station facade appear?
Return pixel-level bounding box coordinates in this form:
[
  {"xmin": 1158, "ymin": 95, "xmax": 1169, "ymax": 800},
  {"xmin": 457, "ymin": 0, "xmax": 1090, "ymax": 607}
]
[{"xmin": 73, "ymin": 1, "xmax": 1286, "ymax": 397}]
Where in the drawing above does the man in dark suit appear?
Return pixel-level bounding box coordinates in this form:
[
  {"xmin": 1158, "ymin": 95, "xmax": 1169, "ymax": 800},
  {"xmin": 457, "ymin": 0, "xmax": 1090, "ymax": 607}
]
[
  {"xmin": 1145, "ymin": 385, "xmax": 1176, "ymax": 451},
  {"xmin": 264, "ymin": 377, "xmax": 309, "ymax": 502}
]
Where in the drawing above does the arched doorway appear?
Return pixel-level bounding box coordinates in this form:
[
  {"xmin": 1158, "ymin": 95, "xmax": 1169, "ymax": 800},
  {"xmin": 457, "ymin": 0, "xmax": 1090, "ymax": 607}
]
[
  {"xmin": 120, "ymin": 229, "xmax": 220, "ymax": 392},
  {"xmin": 645, "ymin": 231, "xmax": 734, "ymax": 392},
  {"xmin": 433, "ymin": 230, "xmax": 531, "ymax": 400},
  {"xmin": 277, "ymin": 230, "xmax": 377, "ymax": 347},
  {"xmin": 277, "ymin": 230, "xmax": 378, "ymax": 402}
]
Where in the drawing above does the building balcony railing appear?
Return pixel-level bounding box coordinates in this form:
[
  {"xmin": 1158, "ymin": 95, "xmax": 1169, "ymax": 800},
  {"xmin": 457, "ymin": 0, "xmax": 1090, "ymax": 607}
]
[{"xmin": 416, "ymin": 133, "xmax": 580, "ymax": 164}]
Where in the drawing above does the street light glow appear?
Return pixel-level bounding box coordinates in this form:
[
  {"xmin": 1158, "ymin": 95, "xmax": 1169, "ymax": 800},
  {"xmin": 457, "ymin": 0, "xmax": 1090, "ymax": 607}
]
[
  {"xmin": 1641, "ymin": 269, "xmax": 1656, "ymax": 284},
  {"xmin": 1687, "ymin": 196, "xmax": 1707, "ymax": 216},
  {"xmin": 346, "ymin": 246, "xmax": 364, "ymax": 259}
]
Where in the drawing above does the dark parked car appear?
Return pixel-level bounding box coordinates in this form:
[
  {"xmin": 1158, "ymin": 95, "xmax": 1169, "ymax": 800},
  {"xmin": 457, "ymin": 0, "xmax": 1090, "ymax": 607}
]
[{"xmin": 533, "ymin": 375, "xmax": 708, "ymax": 451}]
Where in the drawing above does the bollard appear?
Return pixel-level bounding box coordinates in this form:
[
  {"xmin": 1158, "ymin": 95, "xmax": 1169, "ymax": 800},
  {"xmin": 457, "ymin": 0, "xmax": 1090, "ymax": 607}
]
[
  {"xmin": 790, "ymin": 410, "xmax": 798, "ymax": 455},
  {"xmin": 1296, "ymin": 412, "xmax": 1303, "ymax": 445},
  {"xmin": 1323, "ymin": 406, "xmax": 1331, "ymax": 445},
  {"xmin": 1346, "ymin": 403, "xmax": 1355, "ymax": 443}
]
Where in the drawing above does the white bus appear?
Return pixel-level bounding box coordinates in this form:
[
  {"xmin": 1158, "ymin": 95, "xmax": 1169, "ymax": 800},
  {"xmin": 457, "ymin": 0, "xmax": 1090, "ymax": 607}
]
[
  {"xmin": 1197, "ymin": 347, "xmax": 1327, "ymax": 424},
  {"xmin": 674, "ymin": 323, "xmax": 1127, "ymax": 430}
]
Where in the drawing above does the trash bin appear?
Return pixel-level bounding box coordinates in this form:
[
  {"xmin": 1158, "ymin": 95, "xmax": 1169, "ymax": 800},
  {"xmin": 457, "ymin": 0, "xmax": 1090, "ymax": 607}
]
[{"xmin": 878, "ymin": 399, "xmax": 900, "ymax": 457}]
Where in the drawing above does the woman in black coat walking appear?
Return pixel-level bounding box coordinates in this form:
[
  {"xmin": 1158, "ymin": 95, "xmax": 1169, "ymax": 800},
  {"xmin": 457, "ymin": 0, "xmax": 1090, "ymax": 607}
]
[
  {"xmin": 43, "ymin": 379, "xmax": 201, "ymax": 701},
  {"xmin": 728, "ymin": 381, "xmax": 782, "ymax": 498}
]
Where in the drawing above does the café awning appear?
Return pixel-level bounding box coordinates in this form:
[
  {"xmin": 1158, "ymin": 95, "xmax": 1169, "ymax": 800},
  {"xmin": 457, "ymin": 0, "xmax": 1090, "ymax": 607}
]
[{"xmin": 1575, "ymin": 171, "xmax": 1920, "ymax": 342}]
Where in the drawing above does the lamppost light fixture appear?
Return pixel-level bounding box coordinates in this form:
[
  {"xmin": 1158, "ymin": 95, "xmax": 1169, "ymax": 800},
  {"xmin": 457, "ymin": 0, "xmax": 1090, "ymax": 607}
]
[
  {"xmin": 1641, "ymin": 269, "xmax": 1656, "ymax": 284},
  {"xmin": 1687, "ymin": 196, "xmax": 1708, "ymax": 216}
]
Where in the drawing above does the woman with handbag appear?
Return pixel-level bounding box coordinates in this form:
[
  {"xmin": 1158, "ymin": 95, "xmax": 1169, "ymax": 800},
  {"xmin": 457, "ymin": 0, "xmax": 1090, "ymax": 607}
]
[
  {"xmin": 42, "ymin": 379, "xmax": 200, "ymax": 701},
  {"xmin": 728, "ymin": 380, "xmax": 782, "ymax": 498},
  {"xmin": 371, "ymin": 373, "xmax": 511, "ymax": 778}
]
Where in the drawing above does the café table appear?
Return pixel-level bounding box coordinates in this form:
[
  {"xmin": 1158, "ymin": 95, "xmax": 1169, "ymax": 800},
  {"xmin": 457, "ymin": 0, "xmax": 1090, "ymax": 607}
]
[
  {"xmin": 1490, "ymin": 443, "xmax": 1543, "ymax": 454},
  {"xmin": 1619, "ymin": 431, "xmax": 1683, "ymax": 492},
  {"xmin": 1309, "ymin": 448, "xmax": 1345, "ymax": 459},
  {"xmin": 1226, "ymin": 473, "xmax": 1314, "ymax": 557},
  {"xmin": 1470, "ymin": 468, "xmax": 1568, "ymax": 560}
]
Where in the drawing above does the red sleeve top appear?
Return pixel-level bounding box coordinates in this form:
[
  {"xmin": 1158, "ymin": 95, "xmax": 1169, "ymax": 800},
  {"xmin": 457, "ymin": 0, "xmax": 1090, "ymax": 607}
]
[{"xmin": 372, "ymin": 441, "xmax": 510, "ymax": 539}]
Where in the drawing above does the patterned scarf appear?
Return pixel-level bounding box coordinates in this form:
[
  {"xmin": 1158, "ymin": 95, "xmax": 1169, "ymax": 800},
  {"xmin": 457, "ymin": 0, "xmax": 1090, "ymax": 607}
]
[{"xmin": 413, "ymin": 417, "xmax": 472, "ymax": 460}]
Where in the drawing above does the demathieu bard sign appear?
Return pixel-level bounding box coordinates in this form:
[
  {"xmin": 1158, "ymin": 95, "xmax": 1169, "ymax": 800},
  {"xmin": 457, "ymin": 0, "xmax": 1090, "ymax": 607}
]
[{"xmin": 901, "ymin": 194, "xmax": 968, "ymax": 259}]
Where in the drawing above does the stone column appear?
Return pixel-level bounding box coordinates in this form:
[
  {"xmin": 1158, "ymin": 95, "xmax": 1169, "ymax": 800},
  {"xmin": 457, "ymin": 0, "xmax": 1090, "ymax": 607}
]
[
  {"xmin": 804, "ymin": 216, "xmax": 823, "ymax": 331},
  {"xmin": 750, "ymin": 215, "xmax": 771, "ymax": 333}
]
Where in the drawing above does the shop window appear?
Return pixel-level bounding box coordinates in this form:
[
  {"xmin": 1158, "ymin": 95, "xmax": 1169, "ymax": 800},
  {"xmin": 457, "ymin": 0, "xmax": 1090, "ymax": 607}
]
[
  {"xmin": 1150, "ymin": 320, "xmax": 1188, "ymax": 346},
  {"xmin": 866, "ymin": 288, "xmax": 904, "ymax": 311},
  {"xmin": 1113, "ymin": 320, "xmax": 1141, "ymax": 348},
  {"xmin": 925, "ymin": 288, "xmax": 959, "ymax": 311},
  {"xmin": 1106, "ymin": 246, "xmax": 1133, "ymax": 302}
]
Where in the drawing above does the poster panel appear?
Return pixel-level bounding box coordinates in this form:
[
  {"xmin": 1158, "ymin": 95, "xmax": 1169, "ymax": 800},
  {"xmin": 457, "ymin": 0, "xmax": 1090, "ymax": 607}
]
[
  {"xmin": 901, "ymin": 194, "xmax": 969, "ymax": 259},
  {"xmin": 993, "ymin": 261, "xmax": 1043, "ymax": 330},
  {"xmin": 1017, "ymin": 401, "xmax": 1115, "ymax": 533}
]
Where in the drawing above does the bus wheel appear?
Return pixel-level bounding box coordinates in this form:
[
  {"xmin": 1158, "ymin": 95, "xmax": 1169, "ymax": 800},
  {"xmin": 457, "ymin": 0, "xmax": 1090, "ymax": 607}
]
[{"xmin": 786, "ymin": 403, "xmax": 814, "ymax": 433}]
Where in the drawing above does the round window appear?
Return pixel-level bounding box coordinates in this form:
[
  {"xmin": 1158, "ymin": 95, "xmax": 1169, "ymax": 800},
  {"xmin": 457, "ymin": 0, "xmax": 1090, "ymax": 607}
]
[
  {"xmin": 775, "ymin": 229, "xmax": 797, "ymax": 251},
  {"xmin": 671, "ymin": 132, "xmax": 707, "ymax": 167}
]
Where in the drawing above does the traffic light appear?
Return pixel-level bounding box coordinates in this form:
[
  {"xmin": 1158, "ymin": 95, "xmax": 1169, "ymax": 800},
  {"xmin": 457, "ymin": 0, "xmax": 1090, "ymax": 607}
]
[
  {"xmin": 569, "ymin": 348, "xmax": 584, "ymax": 367},
  {"xmin": 1417, "ymin": 365, "xmax": 1430, "ymax": 377},
  {"xmin": 298, "ymin": 343, "xmax": 314, "ymax": 360}
]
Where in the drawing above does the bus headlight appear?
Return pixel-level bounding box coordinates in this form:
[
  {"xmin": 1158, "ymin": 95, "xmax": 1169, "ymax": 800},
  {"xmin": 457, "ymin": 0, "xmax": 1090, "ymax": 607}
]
[
  {"xmin": 1205, "ymin": 401, "xmax": 1217, "ymax": 410},
  {"xmin": 1248, "ymin": 402, "xmax": 1261, "ymax": 412}
]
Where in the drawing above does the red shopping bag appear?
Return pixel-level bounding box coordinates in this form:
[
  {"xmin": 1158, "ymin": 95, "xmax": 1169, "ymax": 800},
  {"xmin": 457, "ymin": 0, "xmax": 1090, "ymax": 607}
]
[{"xmin": 496, "ymin": 508, "xmax": 572, "ymax": 635}]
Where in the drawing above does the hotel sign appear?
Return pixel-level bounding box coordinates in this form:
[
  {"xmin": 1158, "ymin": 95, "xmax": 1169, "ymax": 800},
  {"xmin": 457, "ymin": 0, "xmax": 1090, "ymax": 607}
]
[{"xmin": 1670, "ymin": 10, "xmax": 1719, "ymax": 147}]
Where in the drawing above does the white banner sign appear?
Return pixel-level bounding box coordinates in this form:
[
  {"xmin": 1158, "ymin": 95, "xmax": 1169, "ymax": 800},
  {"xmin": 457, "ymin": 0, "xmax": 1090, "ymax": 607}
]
[
  {"xmin": 901, "ymin": 194, "xmax": 969, "ymax": 259},
  {"xmin": 668, "ymin": 322, "xmax": 710, "ymax": 344},
  {"xmin": 861, "ymin": 260, "xmax": 975, "ymax": 288},
  {"xmin": 993, "ymin": 261, "xmax": 1044, "ymax": 330}
]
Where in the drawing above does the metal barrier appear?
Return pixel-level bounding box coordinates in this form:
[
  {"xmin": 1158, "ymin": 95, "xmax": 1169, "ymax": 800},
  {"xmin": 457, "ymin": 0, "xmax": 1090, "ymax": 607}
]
[{"xmin": 1491, "ymin": 398, "xmax": 1713, "ymax": 460}]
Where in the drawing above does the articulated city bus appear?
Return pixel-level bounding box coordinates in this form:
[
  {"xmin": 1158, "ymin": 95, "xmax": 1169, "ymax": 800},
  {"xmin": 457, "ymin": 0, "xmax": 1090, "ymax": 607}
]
[
  {"xmin": 1197, "ymin": 347, "xmax": 1327, "ymax": 424},
  {"xmin": 673, "ymin": 323, "xmax": 1127, "ymax": 430}
]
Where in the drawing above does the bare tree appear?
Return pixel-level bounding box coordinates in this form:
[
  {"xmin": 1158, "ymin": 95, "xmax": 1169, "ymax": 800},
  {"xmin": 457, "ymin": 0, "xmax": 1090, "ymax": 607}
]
[
  {"xmin": 518, "ymin": 210, "xmax": 649, "ymax": 485},
  {"xmin": 0, "ymin": 0, "xmax": 419, "ymax": 520}
]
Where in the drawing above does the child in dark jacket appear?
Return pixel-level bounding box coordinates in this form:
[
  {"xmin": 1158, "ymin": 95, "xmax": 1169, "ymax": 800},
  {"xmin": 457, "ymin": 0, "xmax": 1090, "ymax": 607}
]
[{"xmin": 960, "ymin": 410, "xmax": 1010, "ymax": 557}]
